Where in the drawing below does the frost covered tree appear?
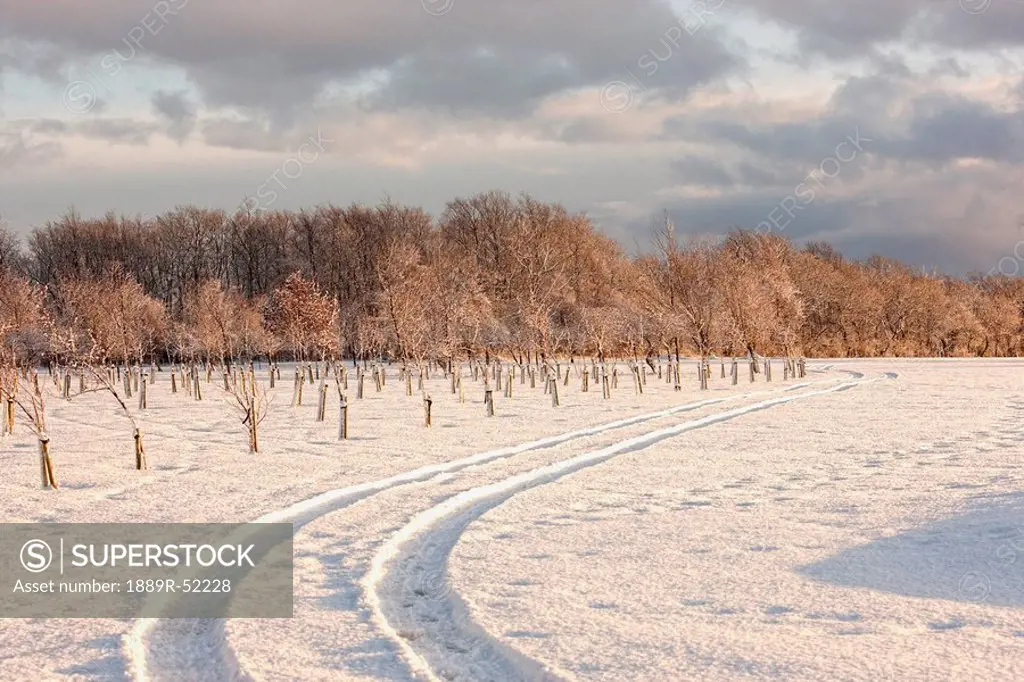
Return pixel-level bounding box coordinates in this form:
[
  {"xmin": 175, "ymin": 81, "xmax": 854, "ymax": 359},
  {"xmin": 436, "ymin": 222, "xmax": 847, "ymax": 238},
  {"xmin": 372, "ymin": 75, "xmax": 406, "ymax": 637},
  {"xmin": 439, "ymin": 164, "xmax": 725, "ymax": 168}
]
[
  {"xmin": 187, "ymin": 280, "xmax": 276, "ymax": 365},
  {"xmin": 54, "ymin": 268, "xmax": 168, "ymax": 368},
  {"xmin": 638, "ymin": 219, "xmax": 723, "ymax": 360},
  {"xmin": 263, "ymin": 272, "xmax": 338, "ymax": 360}
]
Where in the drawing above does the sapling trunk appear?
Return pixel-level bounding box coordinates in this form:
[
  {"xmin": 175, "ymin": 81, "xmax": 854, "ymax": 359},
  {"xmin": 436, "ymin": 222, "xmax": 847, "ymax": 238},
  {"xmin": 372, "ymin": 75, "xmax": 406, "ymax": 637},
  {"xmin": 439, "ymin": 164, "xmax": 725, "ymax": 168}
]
[
  {"xmin": 248, "ymin": 405, "xmax": 259, "ymax": 453},
  {"xmin": 338, "ymin": 396, "xmax": 348, "ymax": 440},
  {"xmin": 134, "ymin": 428, "xmax": 148, "ymax": 470},
  {"xmin": 291, "ymin": 369, "xmax": 301, "ymax": 406},
  {"xmin": 39, "ymin": 436, "xmax": 58, "ymax": 489},
  {"xmin": 316, "ymin": 383, "xmax": 327, "ymax": 422}
]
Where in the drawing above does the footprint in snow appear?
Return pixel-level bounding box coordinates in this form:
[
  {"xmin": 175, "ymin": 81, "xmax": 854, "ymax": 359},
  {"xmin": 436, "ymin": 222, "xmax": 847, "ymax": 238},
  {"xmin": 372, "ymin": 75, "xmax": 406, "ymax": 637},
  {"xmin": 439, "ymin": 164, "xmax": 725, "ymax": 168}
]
[{"xmin": 928, "ymin": 618, "xmax": 966, "ymax": 631}]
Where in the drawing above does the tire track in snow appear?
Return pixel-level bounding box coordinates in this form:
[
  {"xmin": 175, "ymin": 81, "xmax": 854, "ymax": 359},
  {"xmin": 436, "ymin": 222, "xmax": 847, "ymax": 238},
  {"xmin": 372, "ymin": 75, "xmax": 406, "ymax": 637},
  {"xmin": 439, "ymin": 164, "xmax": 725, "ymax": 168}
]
[
  {"xmin": 366, "ymin": 373, "xmax": 891, "ymax": 682},
  {"xmin": 125, "ymin": 370, "xmax": 845, "ymax": 681}
]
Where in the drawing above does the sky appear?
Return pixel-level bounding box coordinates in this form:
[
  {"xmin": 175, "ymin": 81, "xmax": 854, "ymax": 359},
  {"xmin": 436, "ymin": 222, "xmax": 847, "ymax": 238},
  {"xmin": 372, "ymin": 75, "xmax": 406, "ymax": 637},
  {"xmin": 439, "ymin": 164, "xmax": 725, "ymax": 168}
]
[{"xmin": 0, "ymin": 0, "xmax": 1022, "ymax": 274}]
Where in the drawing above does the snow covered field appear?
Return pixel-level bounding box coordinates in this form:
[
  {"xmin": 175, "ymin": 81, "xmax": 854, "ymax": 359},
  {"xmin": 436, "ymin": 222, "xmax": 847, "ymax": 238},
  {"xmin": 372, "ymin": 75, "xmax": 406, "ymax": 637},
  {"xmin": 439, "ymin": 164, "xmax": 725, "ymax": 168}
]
[{"xmin": 2, "ymin": 360, "xmax": 1022, "ymax": 681}]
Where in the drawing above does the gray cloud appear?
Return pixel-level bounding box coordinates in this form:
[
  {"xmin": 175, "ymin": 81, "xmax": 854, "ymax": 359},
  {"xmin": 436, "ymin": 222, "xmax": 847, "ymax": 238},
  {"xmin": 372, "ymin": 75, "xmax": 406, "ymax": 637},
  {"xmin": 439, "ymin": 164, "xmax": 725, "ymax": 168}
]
[
  {"xmin": 670, "ymin": 154, "xmax": 736, "ymax": 187},
  {"xmin": 0, "ymin": 0, "xmax": 739, "ymax": 127},
  {"xmin": 152, "ymin": 90, "xmax": 196, "ymax": 143},
  {"xmin": 741, "ymin": 0, "xmax": 1024, "ymax": 57},
  {"xmin": 0, "ymin": 132, "xmax": 63, "ymax": 172},
  {"xmin": 73, "ymin": 118, "xmax": 159, "ymax": 145},
  {"xmin": 662, "ymin": 65, "xmax": 1023, "ymax": 171}
]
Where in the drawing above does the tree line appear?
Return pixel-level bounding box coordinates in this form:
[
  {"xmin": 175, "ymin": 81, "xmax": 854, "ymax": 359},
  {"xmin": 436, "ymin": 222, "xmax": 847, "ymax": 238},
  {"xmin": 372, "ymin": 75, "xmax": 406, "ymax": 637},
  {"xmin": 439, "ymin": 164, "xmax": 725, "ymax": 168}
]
[{"xmin": 0, "ymin": 190, "xmax": 1020, "ymax": 367}]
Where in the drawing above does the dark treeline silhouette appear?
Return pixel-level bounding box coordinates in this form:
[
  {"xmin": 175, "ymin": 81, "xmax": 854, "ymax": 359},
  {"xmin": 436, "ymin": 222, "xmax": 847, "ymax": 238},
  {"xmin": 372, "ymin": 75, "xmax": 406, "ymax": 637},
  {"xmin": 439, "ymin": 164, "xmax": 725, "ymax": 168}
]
[{"xmin": 0, "ymin": 190, "xmax": 1021, "ymax": 366}]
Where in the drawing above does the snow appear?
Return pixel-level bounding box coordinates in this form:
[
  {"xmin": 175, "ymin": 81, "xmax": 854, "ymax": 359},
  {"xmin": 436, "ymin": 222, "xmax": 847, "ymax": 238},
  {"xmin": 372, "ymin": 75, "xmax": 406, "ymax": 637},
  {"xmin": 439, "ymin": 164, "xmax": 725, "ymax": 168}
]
[
  {"xmin": 2, "ymin": 360, "xmax": 1023, "ymax": 681},
  {"xmin": 445, "ymin": 360, "xmax": 1024, "ymax": 681}
]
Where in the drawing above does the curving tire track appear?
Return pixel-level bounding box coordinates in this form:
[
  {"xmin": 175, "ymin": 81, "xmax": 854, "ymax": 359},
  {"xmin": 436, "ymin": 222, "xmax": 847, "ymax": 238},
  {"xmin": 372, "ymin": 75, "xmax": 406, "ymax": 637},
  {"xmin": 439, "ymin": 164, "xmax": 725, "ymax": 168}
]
[
  {"xmin": 366, "ymin": 373, "xmax": 893, "ymax": 682},
  {"xmin": 126, "ymin": 369, "xmax": 853, "ymax": 681}
]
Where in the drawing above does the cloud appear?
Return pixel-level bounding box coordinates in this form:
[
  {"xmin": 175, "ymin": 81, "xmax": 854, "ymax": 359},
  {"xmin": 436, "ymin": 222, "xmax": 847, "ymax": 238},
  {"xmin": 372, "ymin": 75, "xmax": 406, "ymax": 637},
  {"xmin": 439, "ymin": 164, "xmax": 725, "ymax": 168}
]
[
  {"xmin": 72, "ymin": 118, "xmax": 159, "ymax": 145},
  {"xmin": 0, "ymin": 0, "xmax": 740, "ymax": 125},
  {"xmin": 663, "ymin": 65, "xmax": 1022, "ymax": 171},
  {"xmin": 0, "ymin": 131, "xmax": 64, "ymax": 172},
  {"xmin": 739, "ymin": 0, "xmax": 1024, "ymax": 57},
  {"xmin": 152, "ymin": 90, "xmax": 196, "ymax": 143}
]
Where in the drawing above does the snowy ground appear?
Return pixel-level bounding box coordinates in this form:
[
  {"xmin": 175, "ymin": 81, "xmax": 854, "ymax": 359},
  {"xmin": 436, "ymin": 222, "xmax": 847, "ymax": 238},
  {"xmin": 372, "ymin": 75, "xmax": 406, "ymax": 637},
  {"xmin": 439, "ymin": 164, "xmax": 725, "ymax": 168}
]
[{"xmin": 2, "ymin": 360, "xmax": 1022, "ymax": 681}]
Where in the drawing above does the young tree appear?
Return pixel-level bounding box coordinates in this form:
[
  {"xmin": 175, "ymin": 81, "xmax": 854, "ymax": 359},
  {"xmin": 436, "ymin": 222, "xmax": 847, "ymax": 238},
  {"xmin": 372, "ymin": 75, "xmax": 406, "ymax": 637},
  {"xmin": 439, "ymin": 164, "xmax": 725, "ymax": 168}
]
[{"xmin": 223, "ymin": 364, "xmax": 270, "ymax": 453}]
